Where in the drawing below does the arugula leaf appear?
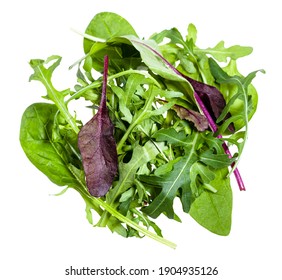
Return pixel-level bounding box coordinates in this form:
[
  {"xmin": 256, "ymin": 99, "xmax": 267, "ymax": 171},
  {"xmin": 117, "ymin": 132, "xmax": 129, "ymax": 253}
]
[
  {"xmin": 210, "ymin": 58, "xmax": 263, "ymax": 130},
  {"xmin": 97, "ymin": 141, "xmax": 164, "ymax": 226},
  {"xmin": 141, "ymin": 132, "xmax": 200, "ymax": 218},
  {"xmin": 189, "ymin": 162, "xmax": 216, "ymax": 196},
  {"xmin": 194, "ymin": 41, "xmax": 253, "ymax": 62},
  {"xmin": 153, "ymin": 127, "xmax": 188, "ymax": 146},
  {"xmin": 199, "ymin": 150, "xmax": 235, "ymax": 169},
  {"xmin": 29, "ymin": 56, "xmax": 79, "ymax": 134},
  {"xmin": 209, "ymin": 58, "xmax": 264, "ymax": 171}
]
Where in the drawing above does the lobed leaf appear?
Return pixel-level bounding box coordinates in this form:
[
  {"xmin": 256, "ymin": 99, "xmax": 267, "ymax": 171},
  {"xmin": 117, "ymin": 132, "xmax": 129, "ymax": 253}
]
[
  {"xmin": 200, "ymin": 150, "xmax": 235, "ymax": 169},
  {"xmin": 29, "ymin": 56, "xmax": 79, "ymax": 133},
  {"xmin": 195, "ymin": 40, "xmax": 253, "ymax": 62},
  {"xmin": 190, "ymin": 162, "xmax": 215, "ymax": 196},
  {"xmin": 142, "ymin": 132, "xmax": 201, "ymax": 218}
]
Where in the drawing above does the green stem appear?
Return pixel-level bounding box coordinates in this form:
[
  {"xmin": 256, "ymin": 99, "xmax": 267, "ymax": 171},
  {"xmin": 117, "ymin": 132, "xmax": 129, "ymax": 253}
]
[
  {"xmin": 116, "ymin": 88, "xmax": 156, "ymax": 153},
  {"xmin": 58, "ymin": 104, "xmax": 80, "ymax": 134},
  {"xmin": 36, "ymin": 64, "xmax": 80, "ymax": 134},
  {"xmin": 98, "ymin": 89, "xmax": 157, "ymax": 227},
  {"xmin": 75, "ymin": 186, "xmax": 176, "ymax": 249},
  {"xmin": 66, "ymin": 69, "xmax": 161, "ymax": 104},
  {"xmin": 97, "ymin": 197, "xmax": 176, "ymax": 248},
  {"xmin": 228, "ymin": 86, "xmax": 248, "ymax": 175},
  {"xmin": 65, "ymin": 91, "xmax": 175, "ymax": 248}
]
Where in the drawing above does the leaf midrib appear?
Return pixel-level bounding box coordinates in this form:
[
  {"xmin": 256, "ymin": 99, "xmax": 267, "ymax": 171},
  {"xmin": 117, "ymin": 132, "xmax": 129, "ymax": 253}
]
[{"xmin": 148, "ymin": 133, "xmax": 199, "ymax": 217}]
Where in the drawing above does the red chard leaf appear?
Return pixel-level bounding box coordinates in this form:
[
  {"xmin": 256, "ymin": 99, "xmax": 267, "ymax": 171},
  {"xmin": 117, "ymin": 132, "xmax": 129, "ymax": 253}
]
[
  {"xmin": 78, "ymin": 56, "xmax": 118, "ymax": 197},
  {"xmin": 186, "ymin": 77, "xmax": 224, "ymax": 119},
  {"xmin": 185, "ymin": 77, "xmax": 235, "ymax": 133},
  {"xmin": 173, "ymin": 105, "xmax": 208, "ymax": 132}
]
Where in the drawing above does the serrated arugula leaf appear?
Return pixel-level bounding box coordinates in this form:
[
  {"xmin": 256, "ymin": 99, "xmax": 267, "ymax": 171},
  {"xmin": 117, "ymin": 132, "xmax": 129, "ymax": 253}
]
[
  {"xmin": 152, "ymin": 127, "xmax": 187, "ymax": 146},
  {"xmin": 111, "ymin": 73, "xmax": 149, "ymax": 124},
  {"xmin": 186, "ymin": 23, "xmax": 197, "ymax": 43},
  {"xmin": 200, "ymin": 149, "xmax": 235, "ymax": 169},
  {"xmin": 195, "ymin": 41, "xmax": 253, "ymax": 62},
  {"xmin": 209, "ymin": 57, "xmax": 264, "ymax": 171},
  {"xmin": 142, "ymin": 133, "xmax": 200, "ymax": 218},
  {"xmin": 29, "ymin": 56, "xmax": 79, "ymax": 133},
  {"xmin": 106, "ymin": 141, "xmax": 164, "ymax": 205},
  {"xmin": 190, "ymin": 162, "xmax": 216, "ymax": 196}
]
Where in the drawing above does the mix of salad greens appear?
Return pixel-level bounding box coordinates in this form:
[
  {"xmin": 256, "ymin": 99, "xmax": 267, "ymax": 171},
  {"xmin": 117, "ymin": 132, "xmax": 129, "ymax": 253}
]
[{"xmin": 20, "ymin": 12, "xmax": 263, "ymax": 248}]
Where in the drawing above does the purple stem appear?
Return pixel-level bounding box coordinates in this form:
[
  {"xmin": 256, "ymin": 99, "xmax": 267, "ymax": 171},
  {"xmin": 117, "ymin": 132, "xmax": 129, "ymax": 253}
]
[
  {"xmin": 100, "ymin": 55, "xmax": 109, "ymax": 110},
  {"xmin": 194, "ymin": 92, "xmax": 245, "ymax": 191}
]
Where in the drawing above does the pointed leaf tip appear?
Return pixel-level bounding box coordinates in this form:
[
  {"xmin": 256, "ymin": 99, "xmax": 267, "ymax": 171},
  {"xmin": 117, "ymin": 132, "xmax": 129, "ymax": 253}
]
[{"xmin": 78, "ymin": 56, "xmax": 118, "ymax": 197}]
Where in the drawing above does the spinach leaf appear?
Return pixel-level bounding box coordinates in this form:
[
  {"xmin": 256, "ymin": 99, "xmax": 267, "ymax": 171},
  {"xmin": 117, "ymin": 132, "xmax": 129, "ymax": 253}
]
[
  {"xmin": 189, "ymin": 169, "xmax": 232, "ymax": 236},
  {"xmin": 20, "ymin": 103, "xmax": 81, "ymax": 187},
  {"xmin": 83, "ymin": 12, "xmax": 138, "ymax": 53}
]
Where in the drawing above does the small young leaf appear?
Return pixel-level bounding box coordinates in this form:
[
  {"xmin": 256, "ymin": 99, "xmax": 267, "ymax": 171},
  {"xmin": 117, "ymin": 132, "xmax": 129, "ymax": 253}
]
[
  {"xmin": 190, "ymin": 162, "xmax": 215, "ymax": 195},
  {"xmin": 186, "ymin": 23, "xmax": 197, "ymax": 43},
  {"xmin": 173, "ymin": 105, "xmax": 208, "ymax": 132},
  {"xmin": 78, "ymin": 56, "xmax": 118, "ymax": 197}
]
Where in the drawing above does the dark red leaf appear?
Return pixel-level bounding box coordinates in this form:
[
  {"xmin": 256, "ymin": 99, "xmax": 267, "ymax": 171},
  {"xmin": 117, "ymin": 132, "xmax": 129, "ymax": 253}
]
[
  {"xmin": 173, "ymin": 105, "xmax": 208, "ymax": 132},
  {"xmin": 185, "ymin": 77, "xmax": 235, "ymax": 133},
  {"xmin": 78, "ymin": 56, "xmax": 118, "ymax": 197}
]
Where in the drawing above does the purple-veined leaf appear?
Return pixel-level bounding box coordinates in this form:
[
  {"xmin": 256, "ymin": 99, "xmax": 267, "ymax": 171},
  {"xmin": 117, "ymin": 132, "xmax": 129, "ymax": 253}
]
[
  {"xmin": 173, "ymin": 104, "xmax": 208, "ymax": 132},
  {"xmin": 185, "ymin": 76, "xmax": 235, "ymax": 133},
  {"xmin": 78, "ymin": 56, "xmax": 118, "ymax": 197}
]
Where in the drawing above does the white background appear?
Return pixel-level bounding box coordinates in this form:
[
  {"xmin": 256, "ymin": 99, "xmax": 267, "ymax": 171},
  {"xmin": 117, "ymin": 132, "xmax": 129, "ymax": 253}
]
[{"xmin": 1, "ymin": 0, "xmax": 281, "ymax": 279}]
